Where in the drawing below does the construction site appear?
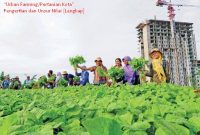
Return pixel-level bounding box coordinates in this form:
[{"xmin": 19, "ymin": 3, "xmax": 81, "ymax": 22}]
[{"xmin": 136, "ymin": 0, "xmax": 199, "ymax": 87}]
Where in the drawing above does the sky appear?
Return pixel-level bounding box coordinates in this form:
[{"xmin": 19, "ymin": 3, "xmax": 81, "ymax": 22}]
[{"xmin": 0, "ymin": 0, "xmax": 200, "ymax": 80}]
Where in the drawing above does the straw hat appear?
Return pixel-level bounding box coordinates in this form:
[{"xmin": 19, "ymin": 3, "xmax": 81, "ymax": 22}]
[
  {"xmin": 62, "ymin": 71, "xmax": 68, "ymax": 75},
  {"xmin": 149, "ymin": 48, "xmax": 162, "ymax": 58}
]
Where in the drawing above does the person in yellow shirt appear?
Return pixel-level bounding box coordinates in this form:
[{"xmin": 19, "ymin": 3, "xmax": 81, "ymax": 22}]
[{"xmin": 146, "ymin": 48, "xmax": 170, "ymax": 83}]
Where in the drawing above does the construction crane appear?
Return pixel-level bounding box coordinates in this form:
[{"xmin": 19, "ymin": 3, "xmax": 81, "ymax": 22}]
[
  {"xmin": 156, "ymin": 0, "xmax": 198, "ymax": 7},
  {"xmin": 156, "ymin": 0, "xmax": 198, "ymax": 37},
  {"xmin": 155, "ymin": 0, "xmax": 199, "ymax": 85}
]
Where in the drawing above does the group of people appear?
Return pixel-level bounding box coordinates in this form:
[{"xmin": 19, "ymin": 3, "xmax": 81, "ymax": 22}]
[
  {"xmin": 0, "ymin": 48, "xmax": 169, "ymax": 90},
  {"xmin": 46, "ymin": 69, "xmax": 89, "ymax": 89},
  {"xmin": 76, "ymin": 56, "xmax": 141, "ymax": 85},
  {"xmin": 1, "ymin": 75, "xmax": 22, "ymax": 90}
]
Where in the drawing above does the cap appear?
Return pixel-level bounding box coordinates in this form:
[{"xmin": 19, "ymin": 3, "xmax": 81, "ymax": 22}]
[{"xmin": 95, "ymin": 57, "xmax": 102, "ymax": 62}]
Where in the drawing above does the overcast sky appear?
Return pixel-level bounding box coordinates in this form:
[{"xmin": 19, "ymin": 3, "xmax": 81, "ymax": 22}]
[{"xmin": 0, "ymin": 0, "xmax": 199, "ymax": 79}]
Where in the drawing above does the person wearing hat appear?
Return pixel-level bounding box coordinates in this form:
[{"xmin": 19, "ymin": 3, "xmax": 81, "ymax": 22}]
[
  {"xmin": 122, "ymin": 56, "xmax": 137, "ymax": 85},
  {"xmin": 74, "ymin": 65, "xmax": 89, "ymax": 86},
  {"xmin": 145, "ymin": 48, "xmax": 170, "ymax": 83},
  {"xmin": 77, "ymin": 57, "xmax": 108, "ymax": 85},
  {"xmin": 62, "ymin": 71, "xmax": 74, "ymax": 86}
]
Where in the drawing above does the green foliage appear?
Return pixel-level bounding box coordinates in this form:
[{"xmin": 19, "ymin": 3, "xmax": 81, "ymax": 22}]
[
  {"xmin": 38, "ymin": 75, "xmax": 48, "ymax": 87},
  {"xmin": 0, "ymin": 72, "xmax": 5, "ymax": 81},
  {"xmin": 69, "ymin": 55, "xmax": 86, "ymax": 68},
  {"xmin": 108, "ymin": 67, "xmax": 124, "ymax": 81},
  {"xmin": 30, "ymin": 81, "xmax": 40, "ymax": 89},
  {"xmin": 96, "ymin": 66, "xmax": 107, "ymax": 77},
  {"xmin": 13, "ymin": 81, "xmax": 20, "ymax": 88},
  {"xmin": 129, "ymin": 58, "xmax": 148, "ymax": 71},
  {"xmin": 9, "ymin": 80, "xmax": 21, "ymax": 89},
  {"xmin": 0, "ymin": 83, "xmax": 199, "ymax": 134},
  {"xmin": 154, "ymin": 119, "xmax": 190, "ymax": 135},
  {"xmin": 83, "ymin": 117, "xmax": 122, "ymax": 135},
  {"xmin": 57, "ymin": 78, "xmax": 68, "ymax": 87},
  {"xmin": 73, "ymin": 76, "xmax": 80, "ymax": 82},
  {"xmin": 198, "ymin": 69, "xmax": 200, "ymax": 75},
  {"xmin": 187, "ymin": 116, "xmax": 200, "ymax": 133},
  {"xmin": 48, "ymin": 74, "xmax": 56, "ymax": 82}
]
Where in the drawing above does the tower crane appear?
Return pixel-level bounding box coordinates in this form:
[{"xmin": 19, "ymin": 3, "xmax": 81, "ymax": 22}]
[{"xmin": 156, "ymin": 0, "xmax": 199, "ymax": 37}]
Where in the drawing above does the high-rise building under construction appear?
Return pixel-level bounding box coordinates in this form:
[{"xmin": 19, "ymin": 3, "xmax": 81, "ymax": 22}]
[
  {"xmin": 197, "ymin": 60, "xmax": 200, "ymax": 87},
  {"xmin": 136, "ymin": 19, "xmax": 198, "ymax": 86}
]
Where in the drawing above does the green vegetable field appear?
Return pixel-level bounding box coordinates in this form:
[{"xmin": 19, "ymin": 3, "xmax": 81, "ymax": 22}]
[{"xmin": 0, "ymin": 83, "xmax": 200, "ymax": 135}]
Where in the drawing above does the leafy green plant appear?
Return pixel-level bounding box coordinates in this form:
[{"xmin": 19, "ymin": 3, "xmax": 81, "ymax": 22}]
[
  {"xmin": 0, "ymin": 72, "xmax": 5, "ymax": 81},
  {"xmin": 38, "ymin": 75, "xmax": 48, "ymax": 87},
  {"xmin": 57, "ymin": 78, "xmax": 68, "ymax": 87},
  {"xmin": 9, "ymin": 79, "xmax": 21, "ymax": 89},
  {"xmin": 129, "ymin": 58, "xmax": 148, "ymax": 71},
  {"xmin": 69, "ymin": 55, "xmax": 86, "ymax": 68},
  {"xmin": 108, "ymin": 67, "xmax": 124, "ymax": 82},
  {"xmin": 73, "ymin": 76, "xmax": 80, "ymax": 82},
  {"xmin": 96, "ymin": 66, "xmax": 107, "ymax": 77},
  {"xmin": 83, "ymin": 117, "xmax": 122, "ymax": 135},
  {"xmin": 48, "ymin": 74, "xmax": 56, "ymax": 82},
  {"xmin": 154, "ymin": 119, "xmax": 190, "ymax": 135},
  {"xmin": 129, "ymin": 58, "xmax": 148, "ymax": 83}
]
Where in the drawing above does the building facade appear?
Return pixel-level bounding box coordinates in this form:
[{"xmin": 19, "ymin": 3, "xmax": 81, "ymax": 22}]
[
  {"xmin": 136, "ymin": 19, "xmax": 198, "ymax": 86},
  {"xmin": 197, "ymin": 60, "xmax": 200, "ymax": 87}
]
